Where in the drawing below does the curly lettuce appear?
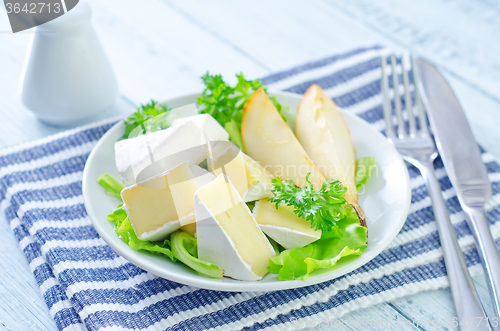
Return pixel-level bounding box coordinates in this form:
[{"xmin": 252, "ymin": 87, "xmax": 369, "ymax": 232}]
[{"xmin": 268, "ymin": 211, "xmax": 367, "ymax": 280}]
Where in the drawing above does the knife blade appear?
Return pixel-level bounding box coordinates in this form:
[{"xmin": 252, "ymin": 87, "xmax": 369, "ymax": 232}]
[{"xmin": 415, "ymin": 58, "xmax": 500, "ymax": 324}]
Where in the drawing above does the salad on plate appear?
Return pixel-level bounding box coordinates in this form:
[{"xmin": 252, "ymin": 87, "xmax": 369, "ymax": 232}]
[{"xmin": 97, "ymin": 74, "xmax": 377, "ymax": 281}]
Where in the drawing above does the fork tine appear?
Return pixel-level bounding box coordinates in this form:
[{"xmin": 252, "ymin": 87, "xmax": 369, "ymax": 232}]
[
  {"xmin": 391, "ymin": 55, "xmax": 406, "ymax": 137},
  {"xmin": 411, "ymin": 56, "xmax": 430, "ymax": 136},
  {"xmin": 380, "ymin": 56, "xmax": 396, "ymax": 139},
  {"xmin": 402, "ymin": 56, "xmax": 417, "ymax": 136}
]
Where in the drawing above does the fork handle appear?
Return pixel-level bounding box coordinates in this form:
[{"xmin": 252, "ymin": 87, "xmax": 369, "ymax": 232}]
[
  {"xmin": 463, "ymin": 205, "xmax": 500, "ymax": 327},
  {"xmin": 419, "ymin": 162, "xmax": 492, "ymax": 330}
]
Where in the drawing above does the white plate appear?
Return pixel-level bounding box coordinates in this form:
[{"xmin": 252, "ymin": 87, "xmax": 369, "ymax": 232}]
[{"xmin": 82, "ymin": 91, "xmax": 411, "ymax": 292}]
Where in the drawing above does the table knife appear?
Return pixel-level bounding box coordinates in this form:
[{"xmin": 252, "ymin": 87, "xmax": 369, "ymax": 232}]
[{"xmin": 415, "ymin": 58, "xmax": 500, "ymax": 324}]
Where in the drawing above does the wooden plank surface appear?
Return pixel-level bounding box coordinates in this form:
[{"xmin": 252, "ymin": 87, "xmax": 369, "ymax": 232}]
[{"xmin": 1, "ymin": 0, "xmax": 500, "ymax": 330}]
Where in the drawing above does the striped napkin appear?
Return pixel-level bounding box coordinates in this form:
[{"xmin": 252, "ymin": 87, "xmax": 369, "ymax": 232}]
[{"xmin": 2, "ymin": 45, "xmax": 500, "ymax": 331}]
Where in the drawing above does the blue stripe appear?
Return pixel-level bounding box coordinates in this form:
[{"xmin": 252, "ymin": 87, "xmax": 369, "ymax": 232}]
[
  {"xmin": 34, "ymin": 263, "xmax": 57, "ymax": 290},
  {"xmin": 53, "ymin": 308, "xmax": 84, "ymax": 331},
  {"xmin": 23, "ymin": 241, "xmax": 42, "ymax": 264},
  {"xmin": 0, "ymin": 123, "xmax": 113, "ymax": 168},
  {"xmin": 45, "ymin": 246, "xmax": 119, "ymax": 266},
  {"xmin": 57, "ymin": 263, "xmax": 147, "ymax": 287},
  {"xmin": 71, "ymin": 277, "xmax": 185, "ymax": 312},
  {"xmin": 284, "ymin": 57, "xmax": 381, "ymax": 94},
  {"xmin": 9, "ymin": 181, "xmax": 83, "ymax": 216},
  {"xmin": 331, "ymin": 79, "xmax": 382, "ymax": 108},
  {"xmin": 32, "ymin": 225, "xmax": 99, "ymax": 246},
  {"xmin": 22, "ymin": 204, "xmax": 88, "ymax": 223},
  {"xmin": 260, "ymin": 46, "xmax": 381, "ymax": 85},
  {"xmin": 4, "ymin": 204, "xmax": 17, "ymax": 221},
  {"xmin": 44, "ymin": 284, "xmax": 70, "ymax": 311},
  {"xmin": 0, "ymin": 154, "xmax": 88, "ymax": 200}
]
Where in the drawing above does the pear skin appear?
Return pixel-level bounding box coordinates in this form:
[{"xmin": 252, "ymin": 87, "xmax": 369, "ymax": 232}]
[
  {"xmin": 241, "ymin": 88, "xmax": 326, "ymax": 190},
  {"xmin": 296, "ymin": 84, "xmax": 366, "ymax": 227}
]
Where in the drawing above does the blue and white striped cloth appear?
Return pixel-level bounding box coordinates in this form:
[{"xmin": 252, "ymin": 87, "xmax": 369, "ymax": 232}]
[{"xmin": 2, "ymin": 45, "xmax": 500, "ymax": 330}]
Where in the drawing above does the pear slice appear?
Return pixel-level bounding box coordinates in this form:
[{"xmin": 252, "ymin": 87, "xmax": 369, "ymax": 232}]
[
  {"xmin": 241, "ymin": 88, "xmax": 326, "ymax": 190},
  {"xmin": 295, "ymin": 84, "xmax": 366, "ymax": 227}
]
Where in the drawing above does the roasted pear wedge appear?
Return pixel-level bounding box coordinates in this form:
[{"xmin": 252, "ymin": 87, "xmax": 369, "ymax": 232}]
[
  {"xmin": 295, "ymin": 84, "xmax": 366, "ymax": 227},
  {"xmin": 241, "ymin": 88, "xmax": 325, "ymax": 190}
]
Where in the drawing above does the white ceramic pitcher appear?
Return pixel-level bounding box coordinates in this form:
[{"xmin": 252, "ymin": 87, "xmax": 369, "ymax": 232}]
[{"xmin": 20, "ymin": 1, "xmax": 118, "ymax": 126}]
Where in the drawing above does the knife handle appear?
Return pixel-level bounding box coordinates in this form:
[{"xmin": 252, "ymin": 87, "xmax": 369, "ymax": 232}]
[
  {"xmin": 463, "ymin": 205, "xmax": 500, "ymax": 326},
  {"xmin": 419, "ymin": 162, "xmax": 492, "ymax": 330}
]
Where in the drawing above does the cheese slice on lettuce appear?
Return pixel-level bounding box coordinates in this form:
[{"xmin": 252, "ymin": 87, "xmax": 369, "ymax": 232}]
[
  {"xmin": 268, "ymin": 211, "xmax": 367, "ymax": 280},
  {"xmin": 121, "ymin": 162, "xmax": 215, "ymax": 241},
  {"xmin": 195, "ymin": 174, "xmax": 276, "ymax": 281},
  {"xmin": 253, "ymin": 199, "xmax": 321, "ymax": 249}
]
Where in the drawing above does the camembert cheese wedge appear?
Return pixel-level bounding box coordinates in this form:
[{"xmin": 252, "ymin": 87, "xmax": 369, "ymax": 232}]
[
  {"xmin": 121, "ymin": 162, "xmax": 215, "ymax": 241},
  {"xmin": 195, "ymin": 174, "xmax": 276, "ymax": 281},
  {"xmin": 171, "ymin": 113, "xmax": 229, "ymax": 142},
  {"xmin": 253, "ymin": 199, "xmax": 321, "ymax": 249},
  {"xmin": 115, "ymin": 121, "xmax": 208, "ymax": 186}
]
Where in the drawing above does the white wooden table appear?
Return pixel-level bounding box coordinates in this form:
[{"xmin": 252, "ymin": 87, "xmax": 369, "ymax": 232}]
[{"xmin": 1, "ymin": 0, "xmax": 500, "ymax": 330}]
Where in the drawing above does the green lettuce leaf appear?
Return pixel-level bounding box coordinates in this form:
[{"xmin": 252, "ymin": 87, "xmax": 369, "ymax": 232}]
[
  {"xmin": 106, "ymin": 204, "xmax": 223, "ymax": 278},
  {"xmin": 107, "ymin": 204, "xmax": 175, "ymax": 260},
  {"xmin": 97, "ymin": 173, "xmax": 125, "ymax": 199},
  {"xmin": 355, "ymin": 157, "xmax": 377, "ymax": 191},
  {"xmin": 170, "ymin": 230, "xmax": 223, "ymax": 278},
  {"xmin": 268, "ymin": 211, "xmax": 367, "ymax": 280}
]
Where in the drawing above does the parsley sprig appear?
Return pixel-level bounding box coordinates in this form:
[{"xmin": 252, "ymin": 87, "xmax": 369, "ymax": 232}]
[
  {"xmin": 121, "ymin": 100, "xmax": 171, "ymax": 140},
  {"xmin": 268, "ymin": 173, "xmax": 352, "ymax": 232}
]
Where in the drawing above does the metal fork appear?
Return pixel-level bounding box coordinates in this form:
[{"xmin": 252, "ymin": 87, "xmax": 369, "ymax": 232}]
[{"xmin": 381, "ymin": 55, "xmax": 492, "ymax": 331}]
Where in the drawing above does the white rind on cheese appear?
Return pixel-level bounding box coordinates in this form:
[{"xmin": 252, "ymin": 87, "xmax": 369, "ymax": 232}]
[
  {"xmin": 253, "ymin": 199, "xmax": 321, "ymax": 249},
  {"xmin": 194, "ymin": 195, "xmax": 259, "ymax": 281},
  {"xmin": 121, "ymin": 162, "xmax": 204, "ymax": 241},
  {"xmin": 137, "ymin": 213, "xmax": 194, "ymax": 242},
  {"xmin": 115, "ymin": 121, "xmax": 208, "ymax": 186},
  {"xmin": 258, "ymin": 225, "xmax": 321, "ymax": 249},
  {"xmin": 172, "ymin": 114, "xmax": 229, "ymax": 142},
  {"xmin": 195, "ymin": 174, "xmax": 276, "ymax": 281},
  {"xmin": 243, "ymin": 181, "xmax": 270, "ymax": 202}
]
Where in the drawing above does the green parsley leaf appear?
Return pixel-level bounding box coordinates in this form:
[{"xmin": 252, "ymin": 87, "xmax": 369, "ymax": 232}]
[
  {"xmin": 121, "ymin": 100, "xmax": 171, "ymax": 140},
  {"xmin": 268, "ymin": 173, "xmax": 352, "ymax": 233}
]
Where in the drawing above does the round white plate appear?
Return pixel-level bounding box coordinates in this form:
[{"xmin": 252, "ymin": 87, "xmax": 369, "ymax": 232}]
[{"xmin": 82, "ymin": 91, "xmax": 411, "ymax": 292}]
